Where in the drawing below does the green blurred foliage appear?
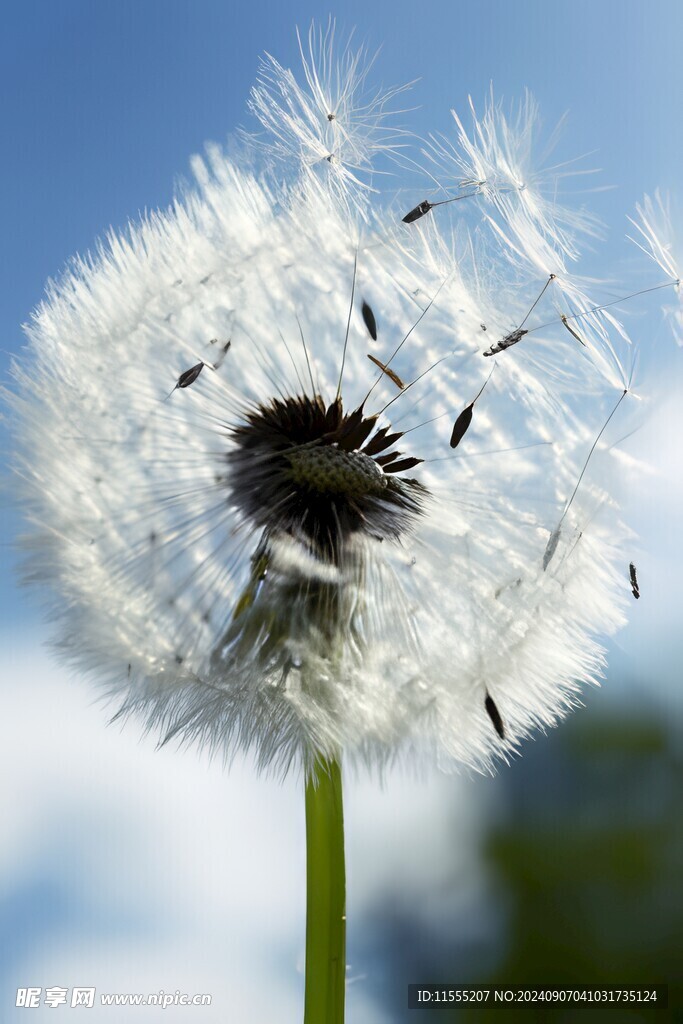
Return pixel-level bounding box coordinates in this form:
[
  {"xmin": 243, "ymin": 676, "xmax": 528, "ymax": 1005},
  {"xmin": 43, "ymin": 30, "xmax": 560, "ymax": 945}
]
[{"xmin": 369, "ymin": 709, "xmax": 682, "ymax": 1024}]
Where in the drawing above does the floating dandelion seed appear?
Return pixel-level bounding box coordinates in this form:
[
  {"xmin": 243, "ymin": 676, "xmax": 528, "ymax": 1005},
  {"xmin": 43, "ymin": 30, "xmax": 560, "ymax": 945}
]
[
  {"xmin": 401, "ymin": 188, "xmax": 482, "ymax": 226},
  {"xmin": 361, "ymin": 299, "xmax": 378, "ymax": 340},
  {"xmin": 448, "ymin": 411, "xmax": 471, "ymax": 449},
  {"xmin": 210, "ymin": 338, "xmax": 232, "ymax": 369},
  {"xmin": 543, "ymin": 524, "xmax": 563, "ymax": 572},
  {"xmin": 402, "ymin": 199, "xmax": 433, "ymax": 224},
  {"xmin": 629, "ymin": 562, "xmax": 640, "ymax": 600},
  {"xmin": 164, "ymin": 361, "xmax": 207, "ymax": 400},
  {"xmin": 449, "ymin": 368, "xmax": 494, "ymax": 449},
  {"xmin": 483, "ymin": 327, "xmax": 528, "ymax": 357},
  {"xmin": 528, "ymin": 282, "xmax": 680, "ymax": 339}
]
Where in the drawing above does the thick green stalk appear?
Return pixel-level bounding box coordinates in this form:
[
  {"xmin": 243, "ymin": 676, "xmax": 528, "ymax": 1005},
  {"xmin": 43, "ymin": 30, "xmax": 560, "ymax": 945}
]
[{"xmin": 304, "ymin": 756, "xmax": 346, "ymax": 1024}]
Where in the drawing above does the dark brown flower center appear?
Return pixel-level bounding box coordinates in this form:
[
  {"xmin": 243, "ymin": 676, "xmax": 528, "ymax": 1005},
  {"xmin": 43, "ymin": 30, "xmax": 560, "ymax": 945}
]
[{"xmin": 227, "ymin": 394, "xmax": 427, "ymax": 562}]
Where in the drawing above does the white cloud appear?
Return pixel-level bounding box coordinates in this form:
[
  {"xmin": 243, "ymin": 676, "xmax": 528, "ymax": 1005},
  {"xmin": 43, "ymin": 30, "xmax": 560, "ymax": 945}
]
[{"xmin": 1, "ymin": 645, "xmax": 490, "ymax": 1022}]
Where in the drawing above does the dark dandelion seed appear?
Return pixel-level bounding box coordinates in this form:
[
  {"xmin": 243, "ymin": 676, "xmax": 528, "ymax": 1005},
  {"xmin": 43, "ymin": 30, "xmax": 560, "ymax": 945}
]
[
  {"xmin": 485, "ymin": 693, "xmax": 506, "ymax": 740},
  {"xmin": 367, "ymin": 354, "xmax": 404, "ymax": 390},
  {"xmin": 450, "ymin": 404, "xmax": 474, "ymax": 448},
  {"xmin": 361, "ymin": 300, "xmax": 378, "ymax": 341},
  {"xmin": 450, "ymin": 369, "xmax": 494, "ymax": 448},
  {"xmin": 327, "ymin": 112, "xmax": 336, "ymax": 121},
  {"xmin": 178, "ymin": 361, "xmax": 206, "ymax": 385},
  {"xmin": 403, "ymin": 189, "xmax": 483, "ymax": 225},
  {"xmin": 483, "ymin": 327, "xmax": 528, "ymax": 357},
  {"xmin": 164, "ymin": 361, "xmax": 206, "ymax": 400},
  {"xmin": 484, "ymin": 275, "xmax": 556, "ymax": 356},
  {"xmin": 629, "ymin": 562, "xmax": 640, "ymax": 599},
  {"xmin": 402, "ymin": 200, "xmax": 432, "ymax": 224}
]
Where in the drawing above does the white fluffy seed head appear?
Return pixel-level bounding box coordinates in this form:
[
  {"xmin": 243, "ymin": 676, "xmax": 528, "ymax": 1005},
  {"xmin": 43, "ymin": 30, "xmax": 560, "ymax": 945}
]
[{"xmin": 8, "ymin": 26, "xmax": 653, "ymax": 780}]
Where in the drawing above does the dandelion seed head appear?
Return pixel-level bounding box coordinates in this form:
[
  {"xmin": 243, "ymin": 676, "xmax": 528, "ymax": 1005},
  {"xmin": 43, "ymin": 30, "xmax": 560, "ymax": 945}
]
[{"xmin": 9, "ymin": 27, "xmax": 650, "ymax": 780}]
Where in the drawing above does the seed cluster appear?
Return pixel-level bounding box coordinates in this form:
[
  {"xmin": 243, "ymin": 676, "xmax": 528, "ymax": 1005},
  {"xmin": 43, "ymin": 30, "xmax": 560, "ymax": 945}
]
[
  {"xmin": 227, "ymin": 394, "xmax": 427, "ymax": 562},
  {"xmin": 287, "ymin": 445, "xmax": 387, "ymax": 497}
]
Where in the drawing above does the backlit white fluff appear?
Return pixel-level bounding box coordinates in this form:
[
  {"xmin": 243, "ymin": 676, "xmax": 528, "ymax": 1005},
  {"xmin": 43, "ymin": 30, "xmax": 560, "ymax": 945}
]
[
  {"xmin": 629, "ymin": 191, "xmax": 682, "ymax": 346},
  {"xmin": 423, "ymin": 89, "xmax": 601, "ymax": 264},
  {"xmin": 247, "ymin": 20, "xmax": 410, "ymax": 201},
  {"xmin": 11, "ymin": 29, "xmax": 647, "ymax": 779}
]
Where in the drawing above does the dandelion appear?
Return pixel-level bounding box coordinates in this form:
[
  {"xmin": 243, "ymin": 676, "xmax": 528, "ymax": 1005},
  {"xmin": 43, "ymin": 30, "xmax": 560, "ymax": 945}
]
[
  {"xmin": 360, "ymin": 298, "xmax": 378, "ymax": 341},
  {"xmin": 9, "ymin": 24, "xmax": 669, "ymax": 1024}
]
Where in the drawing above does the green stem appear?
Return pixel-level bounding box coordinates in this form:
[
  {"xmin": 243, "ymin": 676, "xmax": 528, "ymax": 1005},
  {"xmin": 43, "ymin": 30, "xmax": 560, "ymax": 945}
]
[{"xmin": 304, "ymin": 756, "xmax": 346, "ymax": 1024}]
